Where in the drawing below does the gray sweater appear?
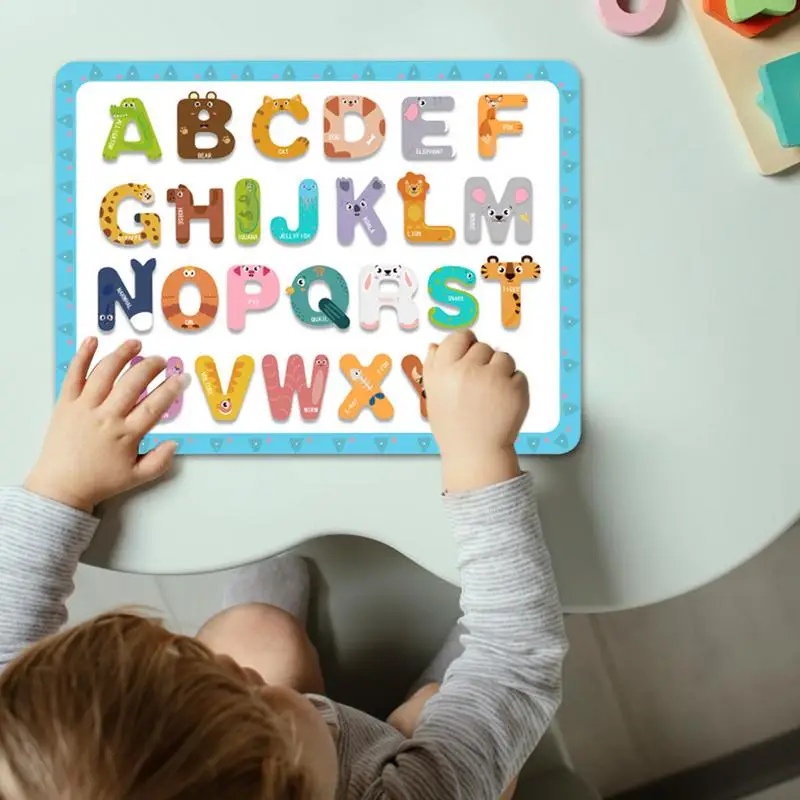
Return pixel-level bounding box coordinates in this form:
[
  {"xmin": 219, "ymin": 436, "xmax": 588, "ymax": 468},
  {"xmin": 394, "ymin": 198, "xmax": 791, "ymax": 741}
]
[{"xmin": 0, "ymin": 474, "xmax": 567, "ymax": 800}]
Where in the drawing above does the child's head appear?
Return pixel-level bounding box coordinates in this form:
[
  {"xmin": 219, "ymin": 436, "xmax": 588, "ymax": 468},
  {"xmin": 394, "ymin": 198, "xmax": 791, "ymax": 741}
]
[{"xmin": 0, "ymin": 612, "xmax": 337, "ymax": 799}]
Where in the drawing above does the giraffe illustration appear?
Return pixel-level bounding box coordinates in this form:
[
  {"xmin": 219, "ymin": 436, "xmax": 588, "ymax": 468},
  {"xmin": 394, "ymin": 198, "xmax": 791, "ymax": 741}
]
[{"xmin": 99, "ymin": 183, "xmax": 161, "ymax": 246}]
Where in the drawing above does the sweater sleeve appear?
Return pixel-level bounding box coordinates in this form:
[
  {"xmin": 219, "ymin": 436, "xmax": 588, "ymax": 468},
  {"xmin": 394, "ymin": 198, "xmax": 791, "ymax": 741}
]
[
  {"xmin": 0, "ymin": 487, "xmax": 99, "ymax": 670},
  {"xmin": 364, "ymin": 473, "xmax": 568, "ymax": 799}
]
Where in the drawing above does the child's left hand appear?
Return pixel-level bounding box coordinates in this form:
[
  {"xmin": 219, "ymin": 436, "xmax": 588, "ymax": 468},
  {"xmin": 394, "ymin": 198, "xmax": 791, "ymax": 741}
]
[{"xmin": 25, "ymin": 337, "xmax": 190, "ymax": 513}]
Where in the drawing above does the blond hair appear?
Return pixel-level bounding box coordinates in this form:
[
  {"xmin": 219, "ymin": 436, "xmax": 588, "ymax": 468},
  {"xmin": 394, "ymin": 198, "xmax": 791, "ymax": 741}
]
[{"xmin": 0, "ymin": 612, "xmax": 313, "ymax": 799}]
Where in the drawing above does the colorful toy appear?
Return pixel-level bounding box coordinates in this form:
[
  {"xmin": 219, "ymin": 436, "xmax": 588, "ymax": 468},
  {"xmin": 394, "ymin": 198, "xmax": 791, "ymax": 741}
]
[
  {"xmin": 97, "ymin": 258, "xmax": 155, "ymax": 333},
  {"xmin": 99, "ymin": 183, "xmax": 161, "ymax": 246},
  {"xmin": 597, "ymin": 0, "xmax": 669, "ymax": 35},
  {"xmin": 262, "ymin": 354, "xmax": 329, "ymax": 421},
  {"xmin": 727, "ymin": 0, "xmax": 795, "ymax": 22},
  {"xmin": 227, "ymin": 266, "xmax": 280, "ymax": 332},
  {"xmin": 195, "ymin": 355, "xmax": 254, "ymax": 422},
  {"xmin": 270, "ymin": 179, "xmax": 319, "ymax": 244},
  {"xmin": 252, "ymin": 95, "xmax": 310, "ymax": 160},
  {"xmin": 359, "ymin": 264, "xmax": 419, "ymax": 331},
  {"xmin": 286, "ymin": 266, "xmax": 350, "ymax": 329},
  {"xmin": 481, "ymin": 255, "xmax": 541, "ymax": 330},
  {"xmin": 758, "ymin": 52, "xmax": 800, "ymax": 147},
  {"xmin": 324, "ymin": 95, "xmax": 386, "ymax": 159},
  {"xmin": 402, "ymin": 96, "xmax": 456, "ymax": 160},
  {"xmin": 166, "ymin": 185, "xmax": 224, "ymax": 245},
  {"xmin": 401, "ymin": 355, "xmax": 427, "ymax": 418},
  {"xmin": 339, "ymin": 354, "xmax": 394, "ymax": 421},
  {"xmin": 161, "ymin": 267, "xmax": 219, "ymax": 331},
  {"xmin": 177, "ymin": 91, "xmax": 235, "ymax": 160},
  {"xmin": 703, "ymin": 0, "xmax": 797, "ymax": 35},
  {"xmin": 55, "ymin": 59, "xmax": 583, "ymax": 455},
  {"xmin": 427, "ymin": 266, "xmax": 479, "ymax": 329},
  {"xmin": 103, "ymin": 98, "xmax": 161, "ymax": 161},
  {"xmin": 397, "ymin": 172, "xmax": 455, "ymax": 243},
  {"xmin": 478, "ymin": 94, "xmax": 526, "ymax": 158},
  {"xmin": 464, "ymin": 178, "xmax": 532, "ymax": 245},
  {"xmin": 686, "ymin": 0, "xmax": 800, "ymax": 174},
  {"xmin": 336, "ymin": 177, "xmax": 387, "ymax": 246},
  {"xmin": 235, "ymin": 178, "xmax": 261, "ymax": 244},
  {"xmin": 129, "ymin": 355, "xmax": 185, "ymax": 421}
]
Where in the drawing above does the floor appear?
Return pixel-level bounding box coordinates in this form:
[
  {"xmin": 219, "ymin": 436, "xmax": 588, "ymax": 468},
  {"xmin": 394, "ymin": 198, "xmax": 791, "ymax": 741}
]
[{"xmin": 65, "ymin": 521, "xmax": 800, "ymax": 799}]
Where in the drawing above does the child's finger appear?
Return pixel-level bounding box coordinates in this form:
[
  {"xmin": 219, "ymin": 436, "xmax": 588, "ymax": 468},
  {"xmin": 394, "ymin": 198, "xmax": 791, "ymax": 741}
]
[
  {"xmin": 490, "ymin": 351, "xmax": 517, "ymax": 376},
  {"xmin": 132, "ymin": 441, "xmax": 178, "ymax": 487},
  {"xmin": 126, "ymin": 373, "xmax": 190, "ymax": 437},
  {"xmin": 83, "ymin": 340, "xmax": 142, "ymax": 406},
  {"xmin": 511, "ymin": 370, "xmax": 530, "ymax": 401},
  {"xmin": 423, "ymin": 342, "xmax": 439, "ymax": 371},
  {"xmin": 464, "ymin": 342, "xmax": 494, "ymax": 365},
  {"xmin": 104, "ymin": 356, "xmax": 166, "ymax": 416},
  {"xmin": 60, "ymin": 337, "xmax": 98, "ymax": 401},
  {"xmin": 437, "ymin": 330, "xmax": 476, "ymax": 363}
]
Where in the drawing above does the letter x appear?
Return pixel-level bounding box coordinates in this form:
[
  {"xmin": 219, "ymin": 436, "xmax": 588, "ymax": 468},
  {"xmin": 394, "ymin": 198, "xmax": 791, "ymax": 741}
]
[{"xmin": 339, "ymin": 354, "xmax": 394, "ymax": 421}]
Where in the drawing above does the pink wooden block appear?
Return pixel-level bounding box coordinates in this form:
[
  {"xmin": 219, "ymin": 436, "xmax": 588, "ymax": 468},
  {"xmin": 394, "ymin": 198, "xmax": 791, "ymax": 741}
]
[{"xmin": 597, "ymin": 0, "xmax": 669, "ymax": 34}]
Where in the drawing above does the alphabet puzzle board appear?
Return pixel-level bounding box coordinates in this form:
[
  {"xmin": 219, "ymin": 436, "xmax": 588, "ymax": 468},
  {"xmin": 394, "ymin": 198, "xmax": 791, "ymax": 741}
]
[{"xmin": 54, "ymin": 61, "xmax": 582, "ymax": 456}]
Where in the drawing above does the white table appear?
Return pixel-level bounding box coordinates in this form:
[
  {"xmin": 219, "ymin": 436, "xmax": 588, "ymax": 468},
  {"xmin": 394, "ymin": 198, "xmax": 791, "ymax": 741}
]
[{"xmin": 2, "ymin": 0, "xmax": 798, "ymax": 612}]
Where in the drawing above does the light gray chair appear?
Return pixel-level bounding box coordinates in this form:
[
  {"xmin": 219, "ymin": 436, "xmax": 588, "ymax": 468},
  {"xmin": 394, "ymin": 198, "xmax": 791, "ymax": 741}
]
[
  {"xmin": 296, "ymin": 535, "xmax": 600, "ymax": 799},
  {"xmin": 515, "ymin": 767, "xmax": 601, "ymax": 799}
]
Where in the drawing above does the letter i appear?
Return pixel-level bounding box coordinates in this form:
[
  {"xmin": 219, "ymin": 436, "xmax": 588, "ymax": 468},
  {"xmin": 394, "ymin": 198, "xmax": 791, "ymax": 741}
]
[{"xmin": 235, "ymin": 178, "xmax": 261, "ymax": 245}]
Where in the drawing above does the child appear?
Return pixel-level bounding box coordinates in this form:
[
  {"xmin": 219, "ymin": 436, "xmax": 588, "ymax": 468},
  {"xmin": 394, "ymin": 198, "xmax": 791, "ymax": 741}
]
[{"xmin": 0, "ymin": 331, "xmax": 567, "ymax": 800}]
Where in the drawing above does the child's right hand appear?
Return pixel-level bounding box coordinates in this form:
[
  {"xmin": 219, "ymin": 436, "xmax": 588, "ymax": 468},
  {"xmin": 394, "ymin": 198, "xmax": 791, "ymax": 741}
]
[
  {"xmin": 24, "ymin": 337, "xmax": 189, "ymax": 513},
  {"xmin": 424, "ymin": 331, "xmax": 528, "ymax": 493}
]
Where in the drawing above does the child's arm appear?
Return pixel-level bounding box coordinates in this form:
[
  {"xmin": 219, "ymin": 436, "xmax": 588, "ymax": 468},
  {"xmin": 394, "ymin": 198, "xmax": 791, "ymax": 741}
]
[
  {"xmin": 0, "ymin": 490, "xmax": 99, "ymax": 669},
  {"xmin": 407, "ymin": 472, "xmax": 565, "ymax": 797},
  {"xmin": 0, "ymin": 338, "xmax": 188, "ymax": 670},
  {"xmin": 365, "ymin": 332, "xmax": 568, "ymax": 798}
]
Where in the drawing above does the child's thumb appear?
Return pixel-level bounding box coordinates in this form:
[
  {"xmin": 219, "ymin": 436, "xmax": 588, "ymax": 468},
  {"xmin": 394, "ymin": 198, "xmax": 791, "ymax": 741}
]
[{"xmin": 133, "ymin": 441, "xmax": 178, "ymax": 486}]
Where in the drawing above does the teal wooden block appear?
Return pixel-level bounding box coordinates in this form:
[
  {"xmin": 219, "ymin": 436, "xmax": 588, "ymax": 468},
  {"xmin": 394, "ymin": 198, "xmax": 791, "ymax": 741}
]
[
  {"xmin": 728, "ymin": 0, "xmax": 796, "ymax": 22},
  {"xmin": 757, "ymin": 52, "xmax": 800, "ymax": 148}
]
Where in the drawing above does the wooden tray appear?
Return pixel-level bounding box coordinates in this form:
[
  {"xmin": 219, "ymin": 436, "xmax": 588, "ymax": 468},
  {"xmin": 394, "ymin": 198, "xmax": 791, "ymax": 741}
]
[{"xmin": 685, "ymin": 0, "xmax": 800, "ymax": 174}]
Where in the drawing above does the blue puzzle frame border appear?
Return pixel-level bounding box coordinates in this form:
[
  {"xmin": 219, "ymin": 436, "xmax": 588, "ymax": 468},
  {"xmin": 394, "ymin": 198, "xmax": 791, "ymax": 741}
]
[{"xmin": 54, "ymin": 60, "xmax": 581, "ymax": 456}]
